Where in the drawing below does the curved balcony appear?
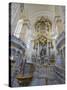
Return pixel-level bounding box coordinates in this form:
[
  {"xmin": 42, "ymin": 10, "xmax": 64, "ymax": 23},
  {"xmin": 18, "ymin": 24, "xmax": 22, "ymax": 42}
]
[
  {"xmin": 56, "ymin": 31, "xmax": 65, "ymax": 48},
  {"xmin": 9, "ymin": 35, "xmax": 26, "ymax": 49}
]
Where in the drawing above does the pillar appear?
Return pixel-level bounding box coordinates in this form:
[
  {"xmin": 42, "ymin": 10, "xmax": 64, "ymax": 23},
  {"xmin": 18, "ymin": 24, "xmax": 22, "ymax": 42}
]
[
  {"xmin": 38, "ymin": 41, "xmax": 40, "ymax": 56},
  {"xmin": 47, "ymin": 40, "xmax": 49, "ymax": 56}
]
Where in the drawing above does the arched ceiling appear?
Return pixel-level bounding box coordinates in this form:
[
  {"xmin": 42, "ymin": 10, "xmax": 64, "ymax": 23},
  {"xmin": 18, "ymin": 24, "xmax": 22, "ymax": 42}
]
[
  {"xmin": 19, "ymin": 4, "xmax": 65, "ymax": 42},
  {"xmin": 23, "ymin": 4, "xmax": 55, "ymax": 26}
]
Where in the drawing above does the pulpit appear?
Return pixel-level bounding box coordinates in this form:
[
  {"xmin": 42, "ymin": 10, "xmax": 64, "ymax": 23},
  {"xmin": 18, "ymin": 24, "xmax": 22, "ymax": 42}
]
[{"xmin": 16, "ymin": 62, "xmax": 35, "ymax": 86}]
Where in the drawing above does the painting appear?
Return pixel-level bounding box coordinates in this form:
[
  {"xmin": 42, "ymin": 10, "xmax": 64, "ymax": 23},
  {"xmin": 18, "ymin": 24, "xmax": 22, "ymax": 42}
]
[{"xmin": 9, "ymin": 2, "xmax": 65, "ymax": 87}]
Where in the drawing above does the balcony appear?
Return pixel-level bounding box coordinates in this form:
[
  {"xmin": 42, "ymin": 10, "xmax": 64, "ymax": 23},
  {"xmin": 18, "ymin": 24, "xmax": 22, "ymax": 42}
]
[
  {"xmin": 9, "ymin": 35, "xmax": 26, "ymax": 49},
  {"xmin": 56, "ymin": 31, "xmax": 65, "ymax": 48}
]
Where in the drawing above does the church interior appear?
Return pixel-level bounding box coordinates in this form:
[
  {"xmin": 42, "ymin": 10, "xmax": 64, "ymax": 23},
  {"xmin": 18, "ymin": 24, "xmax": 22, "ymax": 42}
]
[{"xmin": 9, "ymin": 3, "xmax": 65, "ymax": 87}]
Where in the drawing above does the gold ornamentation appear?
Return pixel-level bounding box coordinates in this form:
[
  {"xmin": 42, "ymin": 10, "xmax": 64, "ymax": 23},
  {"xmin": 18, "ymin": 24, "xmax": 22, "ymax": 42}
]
[{"xmin": 35, "ymin": 16, "xmax": 52, "ymax": 32}]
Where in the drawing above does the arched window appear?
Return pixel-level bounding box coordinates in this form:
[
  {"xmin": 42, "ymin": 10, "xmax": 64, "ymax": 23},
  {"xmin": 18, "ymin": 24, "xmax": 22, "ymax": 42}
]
[{"xmin": 14, "ymin": 19, "xmax": 24, "ymax": 38}]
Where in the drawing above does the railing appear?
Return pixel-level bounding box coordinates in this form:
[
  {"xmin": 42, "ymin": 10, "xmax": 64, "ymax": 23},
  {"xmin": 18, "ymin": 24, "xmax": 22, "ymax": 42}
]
[
  {"xmin": 56, "ymin": 31, "xmax": 65, "ymax": 47},
  {"xmin": 33, "ymin": 64, "xmax": 65, "ymax": 84},
  {"xmin": 10, "ymin": 35, "xmax": 26, "ymax": 49},
  {"xmin": 54, "ymin": 65, "xmax": 65, "ymax": 84},
  {"xmin": 35, "ymin": 64, "xmax": 55, "ymax": 79}
]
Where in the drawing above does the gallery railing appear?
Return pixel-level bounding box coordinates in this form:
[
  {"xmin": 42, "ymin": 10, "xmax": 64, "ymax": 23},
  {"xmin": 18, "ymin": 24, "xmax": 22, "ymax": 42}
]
[
  {"xmin": 56, "ymin": 31, "xmax": 65, "ymax": 47},
  {"xmin": 10, "ymin": 35, "xmax": 26, "ymax": 49}
]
